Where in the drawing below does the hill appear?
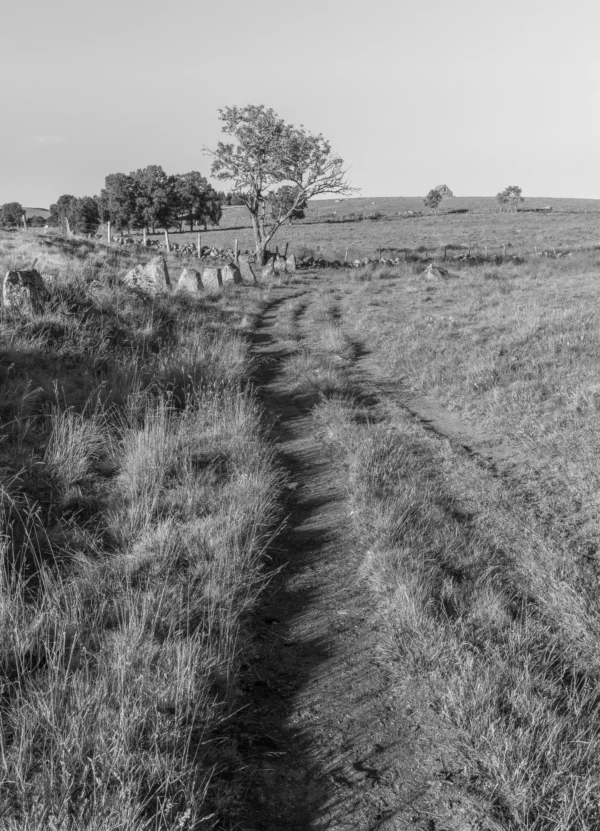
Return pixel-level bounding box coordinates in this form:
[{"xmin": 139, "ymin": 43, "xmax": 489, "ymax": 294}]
[{"xmin": 23, "ymin": 206, "xmax": 50, "ymax": 219}]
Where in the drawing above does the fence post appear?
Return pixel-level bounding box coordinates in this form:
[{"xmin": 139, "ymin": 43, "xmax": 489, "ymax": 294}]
[
  {"xmin": 164, "ymin": 229, "xmax": 170, "ymax": 253},
  {"xmin": 197, "ymin": 233, "xmax": 201, "ymax": 258},
  {"xmin": 107, "ymin": 221, "xmax": 111, "ymax": 243},
  {"xmin": 143, "ymin": 227, "xmax": 147, "ymax": 247},
  {"xmin": 234, "ymin": 238, "xmax": 239, "ymax": 262}
]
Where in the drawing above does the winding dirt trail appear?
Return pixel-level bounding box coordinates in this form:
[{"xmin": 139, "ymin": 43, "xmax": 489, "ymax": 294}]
[{"xmin": 239, "ymin": 292, "xmax": 479, "ymax": 831}]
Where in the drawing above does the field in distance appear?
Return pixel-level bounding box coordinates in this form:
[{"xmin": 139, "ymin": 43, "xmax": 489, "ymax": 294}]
[{"xmin": 141, "ymin": 195, "xmax": 600, "ymax": 262}]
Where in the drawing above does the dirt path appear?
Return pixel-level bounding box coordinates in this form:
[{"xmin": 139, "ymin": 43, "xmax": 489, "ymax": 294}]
[{"xmin": 238, "ymin": 292, "xmax": 481, "ymax": 831}]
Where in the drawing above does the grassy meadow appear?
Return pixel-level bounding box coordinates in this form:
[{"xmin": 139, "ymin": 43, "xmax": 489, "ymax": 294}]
[
  {"xmin": 7, "ymin": 197, "xmax": 600, "ymax": 829},
  {"xmin": 326, "ymin": 251, "xmax": 600, "ymax": 828},
  {"xmin": 120, "ymin": 195, "xmax": 600, "ymax": 264},
  {"xmin": 0, "ymin": 231, "xmax": 288, "ymax": 828}
]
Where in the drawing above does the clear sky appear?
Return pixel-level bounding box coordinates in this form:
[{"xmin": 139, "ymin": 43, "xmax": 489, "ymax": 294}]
[{"xmin": 1, "ymin": 0, "xmax": 599, "ymax": 207}]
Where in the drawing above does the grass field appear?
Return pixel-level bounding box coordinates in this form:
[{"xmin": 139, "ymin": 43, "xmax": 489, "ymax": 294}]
[
  {"xmin": 0, "ymin": 232, "xmax": 289, "ymax": 828},
  {"xmin": 7, "ymin": 200, "xmax": 600, "ymax": 828},
  {"xmin": 123, "ymin": 196, "xmax": 600, "ymax": 262}
]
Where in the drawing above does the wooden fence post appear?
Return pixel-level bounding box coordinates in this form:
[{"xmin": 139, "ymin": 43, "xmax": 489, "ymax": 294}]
[
  {"xmin": 143, "ymin": 227, "xmax": 147, "ymax": 247},
  {"xmin": 164, "ymin": 229, "xmax": 170, "ymax": 253},
  {"xmin": 197, "ymin": 233, "xmax": 201, "ymax": 258},
  {"xmin": 65, "ymin": 217, "xmax": 71, "ymax": 237},
  {"xmin": 107, "ymin": 221, "xmax": 111, "ymax": 243},
  {"xmin": 22, "ymin": 214, "xmax": 27, "ymax": 230}
]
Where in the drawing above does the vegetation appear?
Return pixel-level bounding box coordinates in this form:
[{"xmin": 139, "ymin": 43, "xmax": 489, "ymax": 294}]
[
  {"xmin": 497, "ymin": 184, "xmax": 524, "ymax": 210},
  {"xmin": 0, "ymin": 202, "xmax": 25, "ymax": 228},
  {"xmin": 209, "ymin": 104, "xmax": 354, "ymax": 264},
  {"xmin": 423, "ymin": 188, "xmax": 443, "ymax": 213},
  {"xmin": 0, "ymin": 231, "xmax": 284, "ymax": 827}
]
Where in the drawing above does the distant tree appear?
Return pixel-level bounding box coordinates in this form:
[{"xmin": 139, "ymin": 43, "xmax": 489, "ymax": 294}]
[
  {"xmin": 267, "ymin": 185, "xmax": 307, "ymax": 224},
  {"xmin": 0, "ymin": 202, "xmax": 25, "ymax": 228},
  {"xmin": 209, "ymin": 104, "xmax": 355, "ymax": 264},
  {"xmin": 496, "ymin": 185, "xmax": 524, "ymax": 211},
  {"xmin": 173, "ymin": 171, "xmax": 221, "ymax": 231},
  {"xmin": 131, "ymin": 165, "xmax": 177, "ymax": 233},
  {"xmin": 424, "ymin": 189, "xmax": 443, "ymax": 213},
  {"xmin": 49, "ymin": 195, "xmax": 78, "ymax": 233},
  {"xmin": 100, "ymin": 174, "xmax": 136, "ymax": 232},
  {"xmin": 70, "ymin": 197, "xmax": 100, "ymax": 235},
  {"xmin": 228, "ymin": 191, "xmax": 245, "ymax": 206}
]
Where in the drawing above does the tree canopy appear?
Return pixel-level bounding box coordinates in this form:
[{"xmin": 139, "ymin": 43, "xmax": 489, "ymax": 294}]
[
  {"xmin": 0, "ymin": 202, "xmax": 25, "ymax": 228},
  {"xmin": 97, "ymin": 167, "xmax": 220, "ymax": 233},
  {"xmin": 424, "ymin": 189, "xmax": 443, "ymax": 213},
  {"xmin": 496, "ymin": 185, "xmax": 524, "ymax": 210},
  {"xmin": 209, "ymin": 104, "xmax": 354, "ymax": 263}
]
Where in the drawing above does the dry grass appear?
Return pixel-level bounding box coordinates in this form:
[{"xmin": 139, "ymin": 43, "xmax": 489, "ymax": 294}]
[
  {"xmin": 0, "ymin": 231, "xmax": 282, "ymax": 828},
  {"xmin": 293, "ymin": 249, "xmax": 600, "ymax": 828}
]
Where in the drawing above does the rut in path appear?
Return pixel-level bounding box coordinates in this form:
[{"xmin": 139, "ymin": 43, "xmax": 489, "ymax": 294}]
[{"xmin": 239, "ymin": 293, "xmax": 477, "ymax": 831}]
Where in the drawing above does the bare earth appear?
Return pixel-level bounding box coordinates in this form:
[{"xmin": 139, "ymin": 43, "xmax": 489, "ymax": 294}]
[{"xmin": 239, "ymin": 288, "xmax": 493, "ymax": 830}]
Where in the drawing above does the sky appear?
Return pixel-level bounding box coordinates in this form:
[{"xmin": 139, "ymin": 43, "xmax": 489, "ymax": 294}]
[{"xmin": 1, "ymin": 0, "xmax": 599, "ymax": 207}]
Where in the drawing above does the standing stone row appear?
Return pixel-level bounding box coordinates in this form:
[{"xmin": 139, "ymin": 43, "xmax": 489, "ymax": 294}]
[{"xmin": 122, "ymin": 256, "xmax": 256, "ymax": 298}]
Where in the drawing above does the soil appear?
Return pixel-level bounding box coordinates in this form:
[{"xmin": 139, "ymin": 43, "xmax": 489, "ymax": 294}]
[{"xmin": 237, "ymin": 288, "xmax": 491, "ymax": 830}]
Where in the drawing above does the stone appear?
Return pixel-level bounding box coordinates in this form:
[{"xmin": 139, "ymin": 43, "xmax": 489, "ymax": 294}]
[
  {"xmin": 202, "ymin": 267, "xmax": 222, "ymax": 291},
  {"xmin": 421, "ymin": 263, "xmax": 458, "ymax": 280},
  {"xmin": 273, "ymin": 255, "xmax": 287, "ymax": 274},
  {"xmin": 3, "ymin": 269, "xmax": 50, "ymax": 315},
  {"xmin": 221, "ymin": 263, "xmax": 243, "ymax": 286},
  {"xmin": 261, "ymin": 258, "xmax": 275, "ymax": 280},
  {"xmin": 238, "ymin": 254, "xmax": 258, "ymax": 285},
  {"xmin": 123, "ymin": 256, "xmax": 171, "ymax": 297},
  {"xmin": 285, "ymin": 253, "xmax": 297, "ymax": 272},
  {"xmin": 178, "ymin": 268, "xmax": 203, "ymax": 293}
]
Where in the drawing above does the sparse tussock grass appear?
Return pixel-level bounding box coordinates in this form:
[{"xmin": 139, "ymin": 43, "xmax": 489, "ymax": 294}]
[
  {"xmin": 320, "ymin": 252, "xmax": 600, "ymax": 828},
  {"xmin": 315, "ymin": 395, "xmax": 600, "ymax": 828},
  {"xmin": 0, "ymin": 231, "xmax": 281, "ymax": 827}
]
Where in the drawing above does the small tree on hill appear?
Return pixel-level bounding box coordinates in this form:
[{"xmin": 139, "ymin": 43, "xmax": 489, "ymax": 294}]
[
  {"xmin": 424, "ymin": 189, "xmax": 443, "ymax": 213},
  {"xmin": 0, "ymin": 202, "xmax": 25, "ymax": 228},
  {"xmin": 497, "ymin": 185, "xmax": 524, "ymax": 211},
  {"xmin": 209, "ymin": 104, "xmax": 355, "ymax": 264}
]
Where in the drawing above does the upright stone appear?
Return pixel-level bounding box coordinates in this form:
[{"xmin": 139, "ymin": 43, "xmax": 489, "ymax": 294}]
[
  {"xmin": 273, "ymin": 255, "xmax": 287, "ymax": 274},
  {"xmin": 261, "ymin": 257, "xmax": 275, "ymax": 280},
  {"xmin": 178, "ymin": 268, "xmax": 203, "ymax": 294},
  {"xmin": 221, "ymin": 263, "xmax": 243, "ymax": 286},
  {"xmin": 202, "ymin": 267, "xmax": 223, "ymax": 291},
  {"xmin": 123, "ymin": 256, "xmax": 171, "ymax": 297},
  {"xmin": 286, "ymin": 253, "xmax": 297, "ymax": 272},
  {"xmin": 238, "ymin": 254, "xmax": 258, "ymax": 285},
  {"xmin": 3, "ymin": 269, "xmax": 50, "ymax": 315}
]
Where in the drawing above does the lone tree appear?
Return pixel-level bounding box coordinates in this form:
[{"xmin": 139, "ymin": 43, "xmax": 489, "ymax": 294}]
[
  {"xmin": 497, "ymin": 185, "xmax": 524, "ymax": 211},
  {"xmin": 209, "ymin": 104, "xmax": 355, "ymax": 264},
  {"xmin": 424, "ymin": 189, "xmax": 443, "ymax": 213}
]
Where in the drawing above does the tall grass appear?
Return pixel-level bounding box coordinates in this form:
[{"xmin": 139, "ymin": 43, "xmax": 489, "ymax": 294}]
[{"xmin": 0, "ymin": 232, "xmax": 281, "ymax": 827}]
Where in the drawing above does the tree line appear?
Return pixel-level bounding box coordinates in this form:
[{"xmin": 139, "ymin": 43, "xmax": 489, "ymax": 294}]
[{"xmin": 0, "ymin": 104, "xmax": 352, "ymax": 263}]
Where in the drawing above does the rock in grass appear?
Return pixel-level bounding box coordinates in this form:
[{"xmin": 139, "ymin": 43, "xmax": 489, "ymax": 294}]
[
  {"xmin": 286, "ymin": 253, "xmax": 297, "ymax": 272},
  {"xmin": 261, "ymin": 258, "xmax": 275, "ymax": 280},
  {"xmin": 273, "ymin": 255, "xmax": 287, "ymax": 274},
  {"xmin": 221, "ymin": 263, "xmax": 243, "ymax": 286},
  {"xmin": 238, "ymin": 254, "xmax": 258, "ymax": 285},
  {"xmin": 202, "ymin": 267, "xmax": 223, "ymax": 291},
  {"xmin": 3, "ymin": 269, "xmax": 50, "ymax": 315},
  {"xmin": 178, "ymin": 268, "xmax": 203, "ymax": 293},
  {"xmin": 123, "ymin": 256, "xmax": 171, "ymax": 297},
  {"xmin": 421, "ymin": 263, "xmax": 458, "ymax": 280}
]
